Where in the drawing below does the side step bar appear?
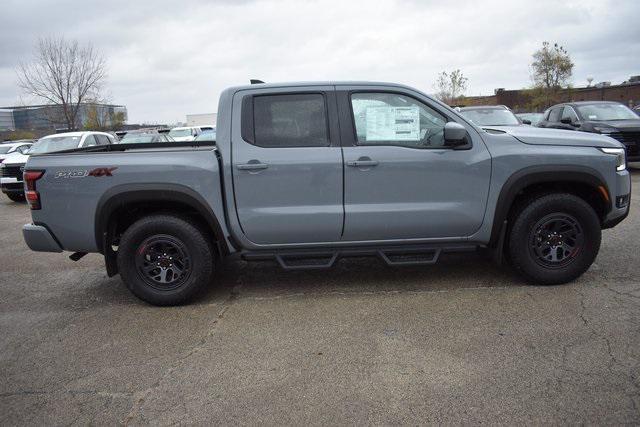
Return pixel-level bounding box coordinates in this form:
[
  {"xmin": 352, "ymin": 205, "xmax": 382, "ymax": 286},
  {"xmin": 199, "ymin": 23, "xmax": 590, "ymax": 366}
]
[{"xmin": 241, "ymin": 244, "xmax": 477, "ymax": 271}]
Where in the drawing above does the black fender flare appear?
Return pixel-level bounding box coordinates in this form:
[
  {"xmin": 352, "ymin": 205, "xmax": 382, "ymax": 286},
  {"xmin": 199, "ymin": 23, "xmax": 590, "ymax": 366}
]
[
  {"xmin": 489, "ymin": 165, "xmax": 610, "ymax": 246},
  {"xmin": 95, "ymin": 183, "xmax": 228, "ymax": 255}
]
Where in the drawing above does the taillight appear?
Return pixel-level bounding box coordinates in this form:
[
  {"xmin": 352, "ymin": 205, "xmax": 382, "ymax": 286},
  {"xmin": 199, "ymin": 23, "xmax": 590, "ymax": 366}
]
[{"xmin": 24, "ymin": 170, "xmax": 44, "ymax": 210}]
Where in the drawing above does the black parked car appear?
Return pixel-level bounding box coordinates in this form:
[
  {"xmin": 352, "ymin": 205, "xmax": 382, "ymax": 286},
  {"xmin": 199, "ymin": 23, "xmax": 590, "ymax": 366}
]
[{"xmin": 538, "ymin": 101, "xmax": 640, "ymax": 160}]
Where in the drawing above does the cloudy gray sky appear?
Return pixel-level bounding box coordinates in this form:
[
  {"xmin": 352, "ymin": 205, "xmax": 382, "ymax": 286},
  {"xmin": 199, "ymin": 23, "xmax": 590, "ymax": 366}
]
[{"xmin": 1, "ymin": 0, "xmax": 639, "ymax": 124}]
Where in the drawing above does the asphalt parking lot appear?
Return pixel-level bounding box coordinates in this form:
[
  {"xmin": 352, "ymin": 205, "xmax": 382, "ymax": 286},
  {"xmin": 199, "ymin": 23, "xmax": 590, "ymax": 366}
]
[{"xmin": 1, "ymin": 172, "xmax": 639, "ymax": 425}]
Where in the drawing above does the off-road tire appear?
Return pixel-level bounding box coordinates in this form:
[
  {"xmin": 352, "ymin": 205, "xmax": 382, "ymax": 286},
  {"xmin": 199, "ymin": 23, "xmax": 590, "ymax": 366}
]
[
  {"xmin": 117, "ymin": 215, "xmax": 215, "ymax": 306},
  {"xmin": 508, "ymin": 193, "xmax": 601, "ymax": 285}
]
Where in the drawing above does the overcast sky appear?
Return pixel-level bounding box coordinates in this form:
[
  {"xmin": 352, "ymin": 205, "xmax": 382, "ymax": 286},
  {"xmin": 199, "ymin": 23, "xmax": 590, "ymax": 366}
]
[{"xmin": 1, "ymin": 0, "xmax": 638, "ymax": 124}]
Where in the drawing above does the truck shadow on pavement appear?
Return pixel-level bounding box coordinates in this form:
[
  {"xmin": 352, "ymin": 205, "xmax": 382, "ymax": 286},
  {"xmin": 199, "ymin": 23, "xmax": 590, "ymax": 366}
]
[
  {"xmin": 201, "ymin": 252, "xmax": 522, "ymax": 304},
  {"xmin": 76, "ymin": 251, "xmax": 523, "ymax": 309}
]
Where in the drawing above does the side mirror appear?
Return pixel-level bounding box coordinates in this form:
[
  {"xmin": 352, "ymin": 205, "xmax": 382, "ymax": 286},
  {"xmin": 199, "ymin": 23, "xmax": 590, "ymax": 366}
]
[
  {"xmin": 444, "ymin": 122, "xmax": 467, "ymax": 147},
  {"xmin": 560, "ymin": 117, "xmax": 573, "ymax": 125},
  {"xmin": 522, "ymin": 119, "xmax": 532, "ymax": 125}
]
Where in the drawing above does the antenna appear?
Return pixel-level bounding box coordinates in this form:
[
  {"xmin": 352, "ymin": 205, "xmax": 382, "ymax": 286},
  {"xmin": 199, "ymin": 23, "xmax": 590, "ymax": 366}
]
[{"xmin": 250, "ymin": 79, "xmax": 265, "ymax": 84}]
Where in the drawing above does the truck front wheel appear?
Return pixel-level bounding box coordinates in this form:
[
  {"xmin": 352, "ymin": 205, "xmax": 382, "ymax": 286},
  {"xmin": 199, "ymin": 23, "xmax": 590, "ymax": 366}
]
[
  {"xmin": 508, "ymin": 193, "xmax": 601, "ymax": 285},
  {"xmin": 117, "ymin": 215, "xmax": 214, "ymax": 306}
]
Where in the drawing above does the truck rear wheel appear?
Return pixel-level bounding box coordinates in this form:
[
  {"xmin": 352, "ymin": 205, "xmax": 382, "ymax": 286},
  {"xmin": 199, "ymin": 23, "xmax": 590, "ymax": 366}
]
[
  {"xmin": 117, "ymin": 215, "xmax": 214, "ymax": 306},
  {"xmin": 507, "ymin": 193, "xmax": 601, "ymax": 285}
]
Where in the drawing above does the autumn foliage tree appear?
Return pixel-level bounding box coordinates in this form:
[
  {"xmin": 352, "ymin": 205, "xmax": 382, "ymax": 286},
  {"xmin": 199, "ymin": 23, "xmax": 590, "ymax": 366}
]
[
  {"xmin": 530, "ymin": 41, "xmax": 574, "ymax": 109},
  {"xmin": 434, "ymin": 69, "xmax": 468, "ymax": 105}
]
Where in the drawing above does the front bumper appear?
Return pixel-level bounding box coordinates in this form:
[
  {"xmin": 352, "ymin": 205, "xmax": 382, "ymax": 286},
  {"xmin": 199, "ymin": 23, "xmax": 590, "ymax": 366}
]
[
  {"xmin": 0, "ymin": 178, "xmax": 24, "ymax": 194},
  {"xmin": 23, "ymin": 224, "xmax": 63, "ymax": 252},
  {"xmin": 602, "ymin": 170, "xmax": 631, "ymax": 229}
]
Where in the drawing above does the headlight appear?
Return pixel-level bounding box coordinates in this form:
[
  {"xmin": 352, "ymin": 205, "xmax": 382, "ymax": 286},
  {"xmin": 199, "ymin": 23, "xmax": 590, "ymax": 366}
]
[
  {"xmin": 600, "ymin": 147, "xmax": 626, "ymax": 171},
  {"xmin": 594, "ymin": 126, "xmax": 616, "ymax": 134}
]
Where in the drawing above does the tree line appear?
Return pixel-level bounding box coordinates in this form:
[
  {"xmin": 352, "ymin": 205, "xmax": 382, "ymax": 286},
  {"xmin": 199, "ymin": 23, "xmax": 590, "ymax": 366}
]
[
  {"xmin": 15, "ymin": 37, "xmax": 576, "ymax": 130},
  {"xmin": 435, "ymin": 41, "xmax": 575, "ymax": 109}
]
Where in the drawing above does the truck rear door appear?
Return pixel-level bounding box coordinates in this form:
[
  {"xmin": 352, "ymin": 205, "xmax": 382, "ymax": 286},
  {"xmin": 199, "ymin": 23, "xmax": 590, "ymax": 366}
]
[{"xmin": 231, "ymin": 86, "xmax": 343, "ymax": 244}]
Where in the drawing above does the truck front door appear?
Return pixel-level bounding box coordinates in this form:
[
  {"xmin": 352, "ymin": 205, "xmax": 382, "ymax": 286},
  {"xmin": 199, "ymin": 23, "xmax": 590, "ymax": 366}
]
[
  {"xmin": 338, "ymin": 88, "xmax": 492, "ymax": 241},
  {"xmin": 231, "ymin": 87, "xmax": 343, "ymax": 244}
]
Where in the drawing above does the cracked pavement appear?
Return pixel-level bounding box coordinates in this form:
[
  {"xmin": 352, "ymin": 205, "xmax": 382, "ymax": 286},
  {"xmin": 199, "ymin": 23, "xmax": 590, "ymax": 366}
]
[{"xmin": 1, "ymin": 171, "xmax": 639, "ymax": 424}]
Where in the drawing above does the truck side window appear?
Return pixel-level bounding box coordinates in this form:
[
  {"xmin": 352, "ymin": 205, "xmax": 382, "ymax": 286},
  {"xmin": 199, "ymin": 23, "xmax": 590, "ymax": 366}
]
[
  {"xmin": 252, "ymin": 94, "xmax": 329, "ymax": 148},
  {"xmin": 350, "ymin": 93, "xmax": 446, "ymax": 148}
]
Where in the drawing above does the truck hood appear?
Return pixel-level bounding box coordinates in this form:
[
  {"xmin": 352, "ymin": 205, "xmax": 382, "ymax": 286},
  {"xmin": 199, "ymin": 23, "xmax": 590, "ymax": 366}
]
[{"xmin": 483, "ymin": 125, "xmax": 623, "ymax": 148}]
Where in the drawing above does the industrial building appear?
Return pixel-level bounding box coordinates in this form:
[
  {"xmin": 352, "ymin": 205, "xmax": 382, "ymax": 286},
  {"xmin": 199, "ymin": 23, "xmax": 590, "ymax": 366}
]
[
  {"xmin": 0, "ymin": 110, "xmax": 14, "ymax": 131},
  {"xmin": 0, "ymin": 103, "xmax": 128, "ymax": 131}
]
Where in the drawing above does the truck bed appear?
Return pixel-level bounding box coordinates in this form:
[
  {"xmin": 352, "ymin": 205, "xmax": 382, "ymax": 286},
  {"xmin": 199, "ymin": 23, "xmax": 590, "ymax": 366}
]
[{"xmin": 26, "ymin": 143, "xmax": 225, "ymax": 253}]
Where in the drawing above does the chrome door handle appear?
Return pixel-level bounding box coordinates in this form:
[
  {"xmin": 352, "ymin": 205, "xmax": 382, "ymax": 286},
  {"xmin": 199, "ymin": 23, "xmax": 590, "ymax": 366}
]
[
  {"xmin": 347, "ymin": 160, "xmax": 379, "ymax": 167},
  {"xmin": 237, "ymin": 162, "xmax": 268, "ymax": 171}
]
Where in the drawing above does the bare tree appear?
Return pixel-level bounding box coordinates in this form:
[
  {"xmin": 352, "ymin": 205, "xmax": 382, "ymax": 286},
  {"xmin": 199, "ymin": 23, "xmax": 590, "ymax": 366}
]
[
  {"xmin": 434, "ymin": 69, "xmax": 468, "ymax": 105},
  {"xmin": 17, "ymin": 36, "xmax": 107, "ymax": 131}
]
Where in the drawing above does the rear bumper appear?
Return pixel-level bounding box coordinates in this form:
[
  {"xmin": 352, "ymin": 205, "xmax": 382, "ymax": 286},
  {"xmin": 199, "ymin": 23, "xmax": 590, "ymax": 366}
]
[{"xmin": 23, "ymin": 224, "xmax": 63, "ymax": 252}]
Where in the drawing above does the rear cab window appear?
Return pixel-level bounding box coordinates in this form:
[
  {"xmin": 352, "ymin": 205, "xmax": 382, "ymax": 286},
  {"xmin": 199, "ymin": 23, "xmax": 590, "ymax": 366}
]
[{"xmin": 247, "ymin": 93, "xmax": 329, "ymax": 148}]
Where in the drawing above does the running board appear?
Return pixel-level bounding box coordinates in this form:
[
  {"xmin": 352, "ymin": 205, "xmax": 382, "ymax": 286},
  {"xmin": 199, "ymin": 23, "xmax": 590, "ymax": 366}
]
[
  {"xmin": 241, "ymin": 244, "xmax": 475, "ymax": 271},
  {"xmin": 378, "ymin": 248, "xmax": 440, "ymax": 266}
]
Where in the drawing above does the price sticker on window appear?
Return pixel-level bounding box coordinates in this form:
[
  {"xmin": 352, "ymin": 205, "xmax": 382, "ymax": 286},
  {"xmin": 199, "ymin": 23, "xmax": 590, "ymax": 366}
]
[{"xmin": 365, "ymin": 106, "xmax": 420, "ymax": 141}]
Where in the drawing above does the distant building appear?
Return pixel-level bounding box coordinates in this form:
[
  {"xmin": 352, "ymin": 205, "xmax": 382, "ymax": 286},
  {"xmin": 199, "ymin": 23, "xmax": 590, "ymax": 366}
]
[
  {"xmin": 0, "ymin": 103, "xmax": 128, "ymax": 131},
  {"xmin": 186, "ymin": 113, "xmax": 217, "ymax": 127},
  {"xmin": 462, "ymin": 75, "xmax": 640, "ymax": 112},
  {"xmin": 0, "ymin": 109, "xmax": 15, "ymax": 131}
]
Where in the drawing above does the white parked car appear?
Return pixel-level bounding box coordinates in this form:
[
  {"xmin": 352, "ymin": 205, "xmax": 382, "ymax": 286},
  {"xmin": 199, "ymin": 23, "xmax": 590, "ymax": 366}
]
[
  {"xmin": 0, "ymin": 131, "xmax": 115, "ymax": 202},
  {"xmin": 0, "ymin": 141, "xmax": 33, "ymax": 164},
  {"xmin": 168, "ymin": 126, "xmax": 202, "ymax": 142}
]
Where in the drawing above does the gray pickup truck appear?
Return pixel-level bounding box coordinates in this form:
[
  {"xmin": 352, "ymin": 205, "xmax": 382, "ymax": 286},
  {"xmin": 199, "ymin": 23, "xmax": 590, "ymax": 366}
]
[{"xmin": 22, "ymin": 81, "xmax": 631, "ymax": 305}]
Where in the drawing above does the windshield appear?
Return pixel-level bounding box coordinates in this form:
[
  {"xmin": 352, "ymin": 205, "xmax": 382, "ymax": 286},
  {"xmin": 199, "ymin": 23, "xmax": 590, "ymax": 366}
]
[
  {"xmin": 460, "ymin": 109, "xmax": 520, "ymax": 126},
  {"xmin": 169, "ymin": 129, "xmax": 192, "ymax": 137},
  {"xmin": 122, "ymin": 134, "xmax": 163, "ymax": 144},
  {"xmin": 0, "ymin": 146, "xmax": 13, "ymax": 154},
  {"xmin": 577, "ymin": 104, "xmax": 638, "ymax": 121},
  {"xmin": 195, "ymin": 131, "xmax": 216, "ymax": 141},
  {"xmin": 29, "ymin": 136, "xmax": 82, "ymax": 154},
  {"xmin": 516, "ymin": 113, "xmax": 544, "ymax": 125}
]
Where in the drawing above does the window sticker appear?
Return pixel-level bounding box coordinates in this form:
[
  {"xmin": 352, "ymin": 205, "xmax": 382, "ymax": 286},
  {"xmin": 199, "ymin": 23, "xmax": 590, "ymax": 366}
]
[{"xmin": 365, "ymin": 106, "xmax": 420, "ymax": 141}]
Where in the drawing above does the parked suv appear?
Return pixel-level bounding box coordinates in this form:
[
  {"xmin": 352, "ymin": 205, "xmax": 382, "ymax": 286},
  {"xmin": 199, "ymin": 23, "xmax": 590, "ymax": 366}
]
[
  {"xmin": 1, "ymin": 131, "xmax": 114, "ymax": 202},
  {"xmin": 0, "ymin": 141, "xmax": 33, "ymax": 201},
  {"xmin": 0, "ymin": 141, "xmax": 32, "ymax": 163},
  {"xmin": 538, "ymin": 101, "xmax": 640, "ymax": 160},
  {"xmin": 21, "ymin": 82, "xmax": 630, "ymax": 306}
]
